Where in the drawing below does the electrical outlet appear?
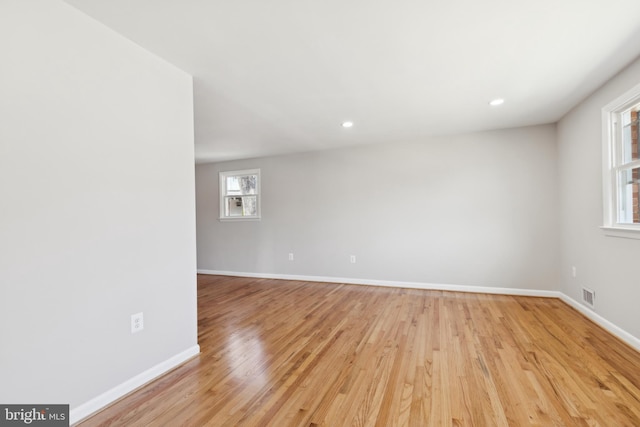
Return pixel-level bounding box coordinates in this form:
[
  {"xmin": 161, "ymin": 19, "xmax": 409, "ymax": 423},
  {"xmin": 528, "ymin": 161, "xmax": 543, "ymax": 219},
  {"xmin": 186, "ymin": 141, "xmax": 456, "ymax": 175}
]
[
  {"xmin": 131, "ymin": 312, "xmax": 144, "ymax": 334},
  {"xmin": 288, "ymin": 253, "xmax": 294, "ymax": 261},
  {"xmin": 350, "ymin": 255, "xmax": 356, "ymax": 264},
  {"xmin": 572, "ymin": 266, "xmax": 577, "ymax": 278}
]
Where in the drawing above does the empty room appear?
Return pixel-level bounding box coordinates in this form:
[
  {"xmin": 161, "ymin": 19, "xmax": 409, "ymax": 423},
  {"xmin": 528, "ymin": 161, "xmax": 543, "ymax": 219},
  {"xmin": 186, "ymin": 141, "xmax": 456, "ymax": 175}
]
[{"xmin": 2, "ymin": 0, "xmax": 640, "ymax": 426}]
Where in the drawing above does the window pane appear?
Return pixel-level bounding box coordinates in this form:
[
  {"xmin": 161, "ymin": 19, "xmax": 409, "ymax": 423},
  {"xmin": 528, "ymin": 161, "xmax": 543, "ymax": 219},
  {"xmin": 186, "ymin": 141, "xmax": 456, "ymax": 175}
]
[
  {"xmin": 621, "ymin": 106, "xmax": 639, "ymax": 164},
  {"xmin": 226, "ymin": 196, "xmax": 242, "ymax": 216},
  {"xmin": 617, "ymin": 167, "xmax": 640, "ymax": 224},
  {"xmin": 226, "ymin": 174, "xmax": 258, "ymax": 195},
  {"xmin": 241, "ymin": 196, "xmax": 257, "ymax": 216},
  {"xmin": 225, "ymin": 196, "xmax": 257, "ymax": 217},
  {"xmin": 226, "ymin": 177, "xmax": 241, "ymax": 195}
]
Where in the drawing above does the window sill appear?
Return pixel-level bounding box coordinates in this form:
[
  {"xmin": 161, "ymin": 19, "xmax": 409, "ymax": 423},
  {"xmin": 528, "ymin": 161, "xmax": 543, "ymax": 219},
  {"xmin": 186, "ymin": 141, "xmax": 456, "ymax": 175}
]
[
  {"xmin": 600, "ymin": 226, "xmax": 640, "ymax": 240},
  {"xmin": 219, "ymin": 217, "xmax": 261, "ymax": 222}
]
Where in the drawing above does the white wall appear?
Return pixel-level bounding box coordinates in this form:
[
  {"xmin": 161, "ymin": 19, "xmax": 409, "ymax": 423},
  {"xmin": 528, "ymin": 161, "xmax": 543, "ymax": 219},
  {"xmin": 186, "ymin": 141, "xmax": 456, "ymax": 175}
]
[
  {"xmin": 558, "ymin": 56, "xmax": 640, "ymax": 340},
  {"xmin": 0, "ymin": 0, "xmax": 198, "ymax": 416},
  {"xmin": 197, "ymin": 125, "xmax": 560, "ymax": 291}
]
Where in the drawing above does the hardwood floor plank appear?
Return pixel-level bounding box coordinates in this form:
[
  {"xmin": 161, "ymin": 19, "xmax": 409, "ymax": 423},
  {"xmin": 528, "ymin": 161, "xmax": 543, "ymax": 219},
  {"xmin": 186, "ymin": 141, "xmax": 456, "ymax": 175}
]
[{"xmin": 76, "ymin": 275, "xmax": 640, "ymax": 427}]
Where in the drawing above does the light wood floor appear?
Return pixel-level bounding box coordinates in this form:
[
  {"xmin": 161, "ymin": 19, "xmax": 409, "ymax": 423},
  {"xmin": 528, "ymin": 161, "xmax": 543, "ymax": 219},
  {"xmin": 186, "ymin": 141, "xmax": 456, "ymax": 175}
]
[{"xmin": 78, "ymin": 275, "xmax": 640, "ymax": 426}]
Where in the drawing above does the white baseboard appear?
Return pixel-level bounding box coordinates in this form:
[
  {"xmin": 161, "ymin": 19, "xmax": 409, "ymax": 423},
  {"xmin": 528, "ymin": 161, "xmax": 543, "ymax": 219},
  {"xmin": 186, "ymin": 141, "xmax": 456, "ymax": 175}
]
[
  {"xmin": 559, "ymin": 294, "xmax": 640, "ymax": 352},
  {"xmin": 198, "ymin": 269, "xmax": 640, "ymax": 352},
  {"xmin": 197, "ymin": 269, "xmax": 560, "ymax": 298},
  {"xmin": 70, "ymin": 344, "xmax": 200, "ymax": 425}
]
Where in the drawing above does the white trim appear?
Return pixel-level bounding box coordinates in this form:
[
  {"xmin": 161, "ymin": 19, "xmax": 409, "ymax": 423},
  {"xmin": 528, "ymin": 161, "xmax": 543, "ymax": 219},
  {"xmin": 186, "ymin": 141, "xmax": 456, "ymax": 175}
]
[
  {"xmin": 600, "ymin": 226, "xmax": 640, "ymax": 240},
  {"xmin": 602, "ymin": 105, "xmax": 615, "ymax": 226},
  {"xmin": 559, "ymin": 293, "xmax": 640, "ymax": 352},
  {"xmin": 602, "ymin": 82, "xmax": 640, "ymax": 113},
  {"xmin": 70, "ymin": 345, "xmax": 200, "ymax": 425},
  {"xmin": 218, "ymin": 216, "xmax": 262, "ymax": 222},
  {"xmin": 197, "ymin": 270, "xmax": 640, "ymax": 353},
  {"xmin": 196, "ymin": 269, "xmax": 559, "ymax": 298}
]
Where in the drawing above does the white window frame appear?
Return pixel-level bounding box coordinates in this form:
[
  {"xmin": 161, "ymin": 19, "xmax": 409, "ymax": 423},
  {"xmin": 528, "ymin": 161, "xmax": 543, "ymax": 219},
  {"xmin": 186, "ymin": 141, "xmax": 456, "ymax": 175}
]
[
  {"xmin": 219, "ymin": 169, "xmax": 261, "ymax": 221},
  {"xmin": 601, "ymin": 83, "xmax": 640, "ymax": 239}
]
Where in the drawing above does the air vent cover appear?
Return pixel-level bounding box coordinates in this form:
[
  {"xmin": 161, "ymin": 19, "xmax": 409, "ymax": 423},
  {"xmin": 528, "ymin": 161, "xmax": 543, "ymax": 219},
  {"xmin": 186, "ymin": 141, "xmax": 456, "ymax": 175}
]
[{"xmin": 582, "ymin": 287, "xmax": 595, "ymax": 308}]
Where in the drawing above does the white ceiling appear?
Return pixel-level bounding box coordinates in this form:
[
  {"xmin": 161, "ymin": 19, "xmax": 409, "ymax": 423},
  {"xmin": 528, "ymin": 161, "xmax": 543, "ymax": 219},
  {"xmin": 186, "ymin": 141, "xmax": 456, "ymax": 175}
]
[{"xmin": 65, "ymin": 0, "xmax": 640, "ymax": 163}]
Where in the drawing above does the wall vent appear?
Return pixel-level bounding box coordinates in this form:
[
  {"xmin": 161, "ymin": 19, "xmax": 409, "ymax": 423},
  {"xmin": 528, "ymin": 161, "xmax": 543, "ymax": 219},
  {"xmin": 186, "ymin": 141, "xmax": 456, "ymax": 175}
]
[{"xmin": 582, "ymin": 287, "xmax": 595, "ymax": 308}]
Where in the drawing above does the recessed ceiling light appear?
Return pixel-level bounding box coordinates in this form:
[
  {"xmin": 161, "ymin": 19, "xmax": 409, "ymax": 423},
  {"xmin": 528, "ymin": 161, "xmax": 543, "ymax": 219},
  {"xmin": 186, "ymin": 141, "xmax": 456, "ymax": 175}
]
[
  {"xmin": 489, "ymin": 98, "xmax": 505, "ymax": 106},
  {"xmin": 342, "ymin": 121, "xmax": 354, "ymax": 128}
]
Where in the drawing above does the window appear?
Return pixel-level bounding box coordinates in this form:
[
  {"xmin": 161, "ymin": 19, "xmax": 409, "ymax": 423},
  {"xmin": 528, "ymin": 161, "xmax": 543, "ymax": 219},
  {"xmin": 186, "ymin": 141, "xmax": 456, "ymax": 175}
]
[
  {"xmin": 602, "ymin": 83, "xmax": 640, "ymax": 237},
  {"xmin": 219, "ymin": 169, "xmax": 260, "ymax": 221}
]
